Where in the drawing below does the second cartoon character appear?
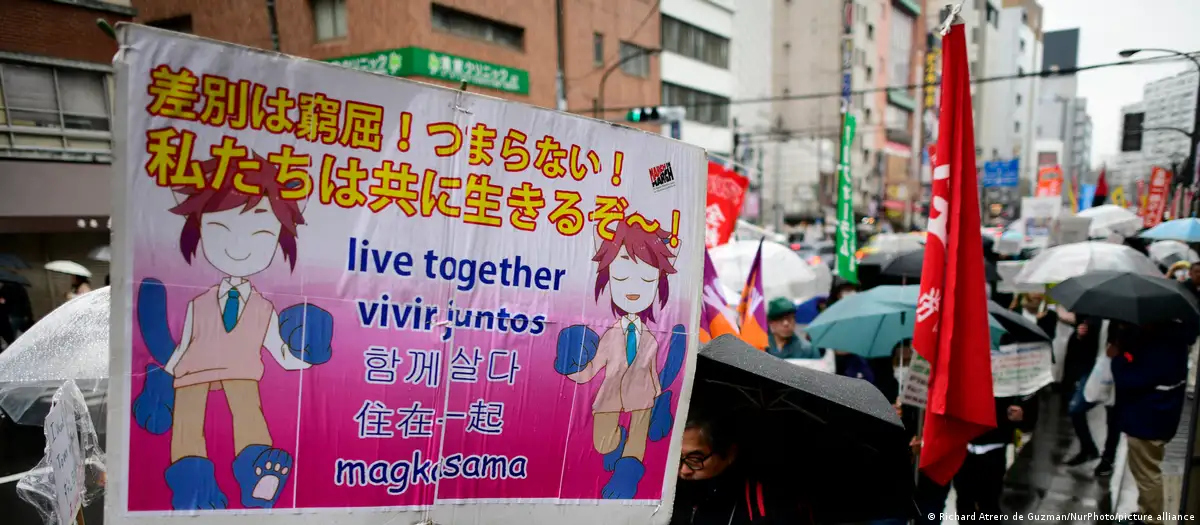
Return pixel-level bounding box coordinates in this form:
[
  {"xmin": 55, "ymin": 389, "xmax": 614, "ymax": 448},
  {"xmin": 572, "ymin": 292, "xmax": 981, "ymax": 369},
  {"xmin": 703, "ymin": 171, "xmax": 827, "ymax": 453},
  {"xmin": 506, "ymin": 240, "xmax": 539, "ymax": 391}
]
[
  {"xmin": 554, "ymin": 220, "xmax": 687, "ymax": 499},
  {"xmin": 133, "ymin": 153, "xmax": 334, "ymax": 510}
]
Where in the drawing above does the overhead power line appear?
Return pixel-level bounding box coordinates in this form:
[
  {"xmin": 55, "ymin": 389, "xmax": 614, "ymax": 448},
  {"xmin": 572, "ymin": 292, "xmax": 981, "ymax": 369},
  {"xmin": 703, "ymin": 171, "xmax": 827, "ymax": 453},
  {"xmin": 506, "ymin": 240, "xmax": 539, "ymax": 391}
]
[{"xmin": 575, "ymin": 51, "xmax": 1200, "ymax": 114}]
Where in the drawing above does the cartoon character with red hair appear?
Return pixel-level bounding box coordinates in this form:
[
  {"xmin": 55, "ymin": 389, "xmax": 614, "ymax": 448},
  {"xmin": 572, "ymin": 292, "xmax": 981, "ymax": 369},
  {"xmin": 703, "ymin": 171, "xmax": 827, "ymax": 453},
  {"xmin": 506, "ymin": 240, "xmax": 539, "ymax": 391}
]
[
  {"xmin": 554, "ymin": 220, "xmax": 687, "ymax": 498},
  {"xmin": 133, "ymin": 153, "xmax": 333, "ymax": 510}
]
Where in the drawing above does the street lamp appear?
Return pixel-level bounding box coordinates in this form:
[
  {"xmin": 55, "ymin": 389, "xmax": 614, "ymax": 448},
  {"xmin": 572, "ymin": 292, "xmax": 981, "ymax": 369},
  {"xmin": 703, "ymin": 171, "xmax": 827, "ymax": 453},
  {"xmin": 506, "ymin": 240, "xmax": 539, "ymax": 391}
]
[
  {"xmin": 1118, "ymin": 48, "xmax": 1200, "ymax": 190},
  {"xmin": 595, "ymin": 47, "xmax": 661, "ymax": 119}
]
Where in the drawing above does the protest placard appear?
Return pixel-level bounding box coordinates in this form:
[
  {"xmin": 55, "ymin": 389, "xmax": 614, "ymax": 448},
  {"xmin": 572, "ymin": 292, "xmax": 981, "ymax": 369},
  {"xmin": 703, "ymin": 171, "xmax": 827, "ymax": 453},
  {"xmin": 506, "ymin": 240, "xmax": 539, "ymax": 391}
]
[
  {"xmin": 46, "ymin": 381, "xmax": 85, "ymax": 525},
  {"xmin": 108, "ymin": 25, "xmax": 704, "ymax": 522},
  {"xmin": 991, "ymin": 342, "xmax": 1053, "ymax": 398}
]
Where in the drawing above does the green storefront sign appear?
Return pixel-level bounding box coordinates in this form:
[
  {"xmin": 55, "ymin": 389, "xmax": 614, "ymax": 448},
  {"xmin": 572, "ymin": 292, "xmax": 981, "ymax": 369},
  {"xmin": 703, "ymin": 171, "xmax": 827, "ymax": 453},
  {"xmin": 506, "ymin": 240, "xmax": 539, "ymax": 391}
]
[{"xmin": 327, "ymin": 47, "xmax": 529, "ymax": 95}]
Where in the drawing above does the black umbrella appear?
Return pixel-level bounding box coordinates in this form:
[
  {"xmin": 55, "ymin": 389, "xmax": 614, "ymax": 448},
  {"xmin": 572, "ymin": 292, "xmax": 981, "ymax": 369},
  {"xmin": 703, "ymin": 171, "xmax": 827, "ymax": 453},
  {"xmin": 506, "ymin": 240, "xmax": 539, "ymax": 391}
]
[
  {"xmin": 879, "ymin": 248, "xmax": 1001, "ymax": 282},
  {"xmin": 0, "ymin": 268, "xmax": 30, "ymax": 286},
  {"xmin": 694, "ymin": 335, "xmax": 915, "ymax": 522},
  {"xmin": 0, "ymin": 253, "xmax": 29, "ymax": 269},
  {"xmin": 987, "ymin": 300, "xmax": 1050, "ymax": 344},
  {"xmin": 1047, "ymin": 270, "xmax": 1200, "ymax": 328}
]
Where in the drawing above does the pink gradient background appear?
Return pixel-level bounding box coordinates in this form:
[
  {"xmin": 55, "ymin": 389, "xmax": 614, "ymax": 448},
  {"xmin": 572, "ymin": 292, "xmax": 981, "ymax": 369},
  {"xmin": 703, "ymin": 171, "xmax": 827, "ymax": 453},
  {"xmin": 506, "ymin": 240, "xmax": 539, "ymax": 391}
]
[{"xmin": 127, "ymin": 235, "xmax": 690, "ymax": 510}]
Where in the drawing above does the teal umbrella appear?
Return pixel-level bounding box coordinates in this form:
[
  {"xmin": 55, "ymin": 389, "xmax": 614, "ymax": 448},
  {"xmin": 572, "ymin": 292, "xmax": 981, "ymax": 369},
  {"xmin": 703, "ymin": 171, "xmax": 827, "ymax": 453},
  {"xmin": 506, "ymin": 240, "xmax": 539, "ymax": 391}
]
[{"xmin": 806, "ymin": 285, "xmax": 1007, "ymax": 358}]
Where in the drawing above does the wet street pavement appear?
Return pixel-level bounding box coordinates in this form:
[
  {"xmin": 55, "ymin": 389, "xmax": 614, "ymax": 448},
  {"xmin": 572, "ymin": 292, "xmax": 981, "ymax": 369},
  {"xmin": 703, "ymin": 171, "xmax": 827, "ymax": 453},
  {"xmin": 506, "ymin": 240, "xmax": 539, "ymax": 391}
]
[{"xmin": 942, "ymin": 392, "xmax": 1139, "ymax": 525}]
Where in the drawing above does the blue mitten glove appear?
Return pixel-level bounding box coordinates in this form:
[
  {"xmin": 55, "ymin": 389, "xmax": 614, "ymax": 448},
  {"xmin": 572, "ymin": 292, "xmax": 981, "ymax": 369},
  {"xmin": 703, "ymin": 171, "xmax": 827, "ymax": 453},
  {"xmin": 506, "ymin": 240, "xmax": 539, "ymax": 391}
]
[
  {"xmin": 648, "ymin": 391, "xmax": 674, "ymax": 442},
  {"xmin": 138, "ymin": 278, "xmax": 177, "ymax": 366},
  {"xmin": 658, "ymin": 324, "xmax": 687, "ymax": 388},
  {"xmin": 165, "ymin": 457, "xmax": 228, "ymax": 510},
  {"xmin": 133, "ymin": 364, "xmax": 175, "ymax": 435},
  {"xmin": 279, "ymin": 304, "xmax": 333, "ymax": 365},
  {"xmin": 554, "ymin": 324, "xmax": 600, "ymax": 375}
]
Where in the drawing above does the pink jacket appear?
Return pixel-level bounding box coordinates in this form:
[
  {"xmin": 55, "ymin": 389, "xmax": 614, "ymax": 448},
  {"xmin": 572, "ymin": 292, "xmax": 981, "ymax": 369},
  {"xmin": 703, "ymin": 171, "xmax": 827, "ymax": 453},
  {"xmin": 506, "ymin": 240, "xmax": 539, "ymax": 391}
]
[{"xmin": 571, "ymin": 322, "xmax": 662, "ymax": 413}]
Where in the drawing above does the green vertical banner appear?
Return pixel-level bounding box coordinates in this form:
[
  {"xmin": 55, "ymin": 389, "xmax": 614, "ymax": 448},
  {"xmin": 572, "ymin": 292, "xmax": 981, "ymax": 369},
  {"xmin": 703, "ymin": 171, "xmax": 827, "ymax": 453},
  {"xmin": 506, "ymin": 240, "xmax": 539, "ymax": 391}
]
[{"xmin": 836, "ymin": 114, "xmax": 858, "ymax": 283}]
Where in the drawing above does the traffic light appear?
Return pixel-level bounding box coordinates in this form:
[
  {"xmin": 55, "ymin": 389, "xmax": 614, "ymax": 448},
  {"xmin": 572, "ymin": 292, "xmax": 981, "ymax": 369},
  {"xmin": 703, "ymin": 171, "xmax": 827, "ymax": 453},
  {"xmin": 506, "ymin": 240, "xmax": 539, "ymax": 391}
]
[
  {"xmin": 624, "ymin": 105, "xmax": 685, "ymax": 123},
  {"xmin": 626, "ymin": 106, "xmax": 661, "ymax": 122}
]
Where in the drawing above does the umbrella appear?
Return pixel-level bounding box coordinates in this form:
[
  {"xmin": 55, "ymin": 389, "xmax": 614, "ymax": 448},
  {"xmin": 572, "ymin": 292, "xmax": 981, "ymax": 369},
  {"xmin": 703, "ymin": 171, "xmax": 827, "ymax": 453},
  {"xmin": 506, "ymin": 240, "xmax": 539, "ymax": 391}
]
[
  {"xmin": 695, "ymin": 335, "xmax": 914, "ymax": 522},
  {"xmin": 0, "ymin": 268, "xmax": 31, "ymax": 286},
  {"xmin": 0, "ymin": 286, "xmax": 110, "ymax": 425},
  {"xmin": 87, "ymin": 245, "xmax": 112, "ymax": 262},
  {"xmin": 709, "ymin": 240, "xmax": 821, "ymax": 301},
  {"xmin": 987, "ymin": 301, "xmax": 1051, "ymax": 343},
  {"xmin": 878, "ymin": 248, "xmax": 1001, "ymax": 281},
  {"xmin": 0, "ymin": 253, "xmax": 30, "ymax": 269},
  {"xmin": 1047, "ymin": 271, "xmax": 1200, "ymax": 329},
  {"xmin": 1015, "ymin": 241, "xmax": 1161, "ymax": 285},
  {"xmin": 1077, "ymin": 204, "xmax": 1143, "ymax": 238},
  {"xmin": 43, "ymin": 260, "xmax": 92, "ymax": 278},
  {"xmin": 1148, "ymin": 240, "xmax": 1200, "ymax": 268},
  {"xmin": 1141, "ymin": 218, "xmax": 1200, "ymax": 243},
  {"xmin": 805, "ymin": 285, "xmax": 1008, "ymax": 357}
]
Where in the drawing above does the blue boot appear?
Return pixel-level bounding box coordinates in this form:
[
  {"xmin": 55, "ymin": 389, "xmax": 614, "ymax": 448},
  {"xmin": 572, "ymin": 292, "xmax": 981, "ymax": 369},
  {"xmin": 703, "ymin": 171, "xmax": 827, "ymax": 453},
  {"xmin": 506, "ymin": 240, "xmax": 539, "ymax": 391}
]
[
  {"xmin": 601, "ymin": 457, "xmax": 645, "ymax": 499},
  {"xmin": 602, "ymin": 426, "xmax": 628, "ymax": 472},
  {"xmin": 165, "ymin": 457, "xmax": 228, "ymax": 510},
  {"xmin": 232, "ymin": 445, "xmax": 293, "ymax": 509}
]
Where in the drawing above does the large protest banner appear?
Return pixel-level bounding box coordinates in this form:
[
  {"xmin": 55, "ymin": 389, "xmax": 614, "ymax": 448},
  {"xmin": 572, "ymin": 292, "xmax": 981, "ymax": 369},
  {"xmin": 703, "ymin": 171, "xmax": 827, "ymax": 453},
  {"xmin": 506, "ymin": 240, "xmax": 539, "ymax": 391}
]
[
  {"xmin": 901, "ymin": 342, "xmax": 1051, "ymax": 407},
  {"xmin": 106, "ymin": 26, "xmax": 704, "ymax": 523}
]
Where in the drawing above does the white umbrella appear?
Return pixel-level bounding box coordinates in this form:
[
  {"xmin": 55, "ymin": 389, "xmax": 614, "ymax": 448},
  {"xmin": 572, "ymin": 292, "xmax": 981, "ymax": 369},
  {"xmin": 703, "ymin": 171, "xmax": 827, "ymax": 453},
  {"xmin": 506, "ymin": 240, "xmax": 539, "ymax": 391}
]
[
  {"xmin": 709, "ymin": 240, "xmax": 821, "ymax": 301},
  {"xmin": 1077, "ymin": 205, "xmax": 1143, "ymax": 238},
  {"xmin": 0, "ymin": 287, "xmax": 109, "ymax": 425},
  {"xmin": 43, "ymin": 260, "xmax": 92, "ymax": 278},
  {"xmin": 1015, "ymin": 241, "xmax": 1161, "ymax": 285},
  {"xmin": 87, "ymin": 245, "xmax": 111, "ymax": 262},
  {"xmin": 1148, "ymin": 240, "xmax": 1199, "ymax": 266}
]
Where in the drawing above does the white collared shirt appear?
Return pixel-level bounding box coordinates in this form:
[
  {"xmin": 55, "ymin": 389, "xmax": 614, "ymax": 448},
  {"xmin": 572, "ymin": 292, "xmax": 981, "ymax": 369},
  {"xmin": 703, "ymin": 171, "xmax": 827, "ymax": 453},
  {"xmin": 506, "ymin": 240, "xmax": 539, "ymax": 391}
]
[
  {"xmin": 619, "ymin": 314, "xmax": 644, "ymax": 338},
  {"xmin": 216, "ymin": 277, "xmax": 251, "ymax": 323}
]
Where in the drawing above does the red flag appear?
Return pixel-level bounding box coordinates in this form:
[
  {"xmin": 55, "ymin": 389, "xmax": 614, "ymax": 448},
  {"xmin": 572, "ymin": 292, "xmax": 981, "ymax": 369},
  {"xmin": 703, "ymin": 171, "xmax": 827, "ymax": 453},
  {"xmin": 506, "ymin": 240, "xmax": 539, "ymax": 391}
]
[
  {"xmin": 912, "ymin": 20, "xmax": 997, "ymax": 486},
  {"xmin": 705, "ymin": 162, "xmax": 750, "ymax": 249},
  {"xmin": 1094, "ymin": 167, "xmax": 1109, "ymax": 206},
  {"xmin": 736, "ymin": 240, "xmax": 769, "ymax": 350}
]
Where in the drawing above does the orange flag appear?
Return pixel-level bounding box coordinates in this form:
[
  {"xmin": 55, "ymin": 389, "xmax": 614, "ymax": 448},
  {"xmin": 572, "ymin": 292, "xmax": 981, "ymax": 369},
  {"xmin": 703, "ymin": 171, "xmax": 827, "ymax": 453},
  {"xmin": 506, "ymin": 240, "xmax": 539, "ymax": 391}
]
[
  {"xmin": 736, "ymin": 240, "xmax": 769, "ymax": 350},
  {"xmin": 699, "ymin": 250, "xmax": 739, "ymax": 343}
]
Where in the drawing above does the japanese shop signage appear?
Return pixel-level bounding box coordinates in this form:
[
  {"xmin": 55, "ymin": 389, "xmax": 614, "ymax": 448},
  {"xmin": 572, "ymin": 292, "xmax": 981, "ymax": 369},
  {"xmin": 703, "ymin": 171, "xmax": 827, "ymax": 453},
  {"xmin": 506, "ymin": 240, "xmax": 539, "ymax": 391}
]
[
  {"xmin": 328, "ymin": 47, "xmax": 530, "ymax": 96},
  {"xmin": 109, "ymin": 25, "xmax": 703, "ymax": 520}
]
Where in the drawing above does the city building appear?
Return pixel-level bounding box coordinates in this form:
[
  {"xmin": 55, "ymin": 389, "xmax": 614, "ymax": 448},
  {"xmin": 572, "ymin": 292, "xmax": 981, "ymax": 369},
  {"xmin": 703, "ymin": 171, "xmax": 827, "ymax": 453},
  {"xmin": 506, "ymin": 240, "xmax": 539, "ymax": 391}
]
[
  {"xmin": 134, "ymin": 0, "xmax": 662, "ymax": 131},
  {"xmin": 0, "ymin": 0, "xmax": 132, "ymax": 317},
  {"xmin": 1115, "ymin": 68, "xmax": 1199, "ymax": 188},
  {"xmin": 872, "ymin": 0, "xmax": 924, "ymax": 228},
  {"xmin": 730, "ymin": 0, "xmax": 832, "ymax": 229},
  {"xmin": 658, "ymin": 0, "xmax": 734, "ymax": 154},
  {"xmin": 1035, "ymin": 28, "xmax": 1092, "ymax": 185}
]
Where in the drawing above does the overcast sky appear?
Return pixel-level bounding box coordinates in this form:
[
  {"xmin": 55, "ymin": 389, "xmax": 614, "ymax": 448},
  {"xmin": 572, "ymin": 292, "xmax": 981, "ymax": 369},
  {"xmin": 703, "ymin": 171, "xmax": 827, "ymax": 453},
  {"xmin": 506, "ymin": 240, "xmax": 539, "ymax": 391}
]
[{"xmin": 1039, "ymin": 0, "xmax": 1200, "ymax": 167}]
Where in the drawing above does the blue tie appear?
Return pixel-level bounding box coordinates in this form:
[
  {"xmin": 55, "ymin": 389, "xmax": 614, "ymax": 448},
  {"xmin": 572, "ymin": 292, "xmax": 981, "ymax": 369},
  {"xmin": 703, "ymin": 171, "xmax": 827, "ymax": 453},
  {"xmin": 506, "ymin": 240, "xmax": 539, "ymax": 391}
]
[
  {"xmin": 223, "ymin": 288, "xmax": 240, "ymax": 332},
  {"xmin": 625, "ymin": 322, "xmax": 637, "ymax": 365}
]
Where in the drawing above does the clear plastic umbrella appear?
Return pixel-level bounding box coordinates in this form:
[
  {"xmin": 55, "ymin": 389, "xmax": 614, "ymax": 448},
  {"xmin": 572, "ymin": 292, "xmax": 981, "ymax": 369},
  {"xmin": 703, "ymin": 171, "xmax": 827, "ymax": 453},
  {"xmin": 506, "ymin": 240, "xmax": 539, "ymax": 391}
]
[
  {"xmin": 1149, "ymin": 240, "xmax": 1200, "ymax": 266},
  {"xmin": 709, "ymin": 240, "xmax": 821, "ymax": 301},
  {"xmin": 0, "ymin": 286, "xmax": 109, "ymax": 426},
  {"xmin": 1077, "ymin": 204, "xmax": 1143, "ymax": 238},
  {"xmin": 1015, "ymin": 241, "xmax": 1161, "ymax": 285}
]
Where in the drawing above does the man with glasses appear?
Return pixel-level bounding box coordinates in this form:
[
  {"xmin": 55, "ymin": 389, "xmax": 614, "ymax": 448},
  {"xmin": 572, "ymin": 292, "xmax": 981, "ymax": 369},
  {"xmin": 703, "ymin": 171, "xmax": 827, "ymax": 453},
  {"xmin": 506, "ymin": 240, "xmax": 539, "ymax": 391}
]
[{"xmin": 670, "ymin": 415, "xmax": 811, "ymax": 524}]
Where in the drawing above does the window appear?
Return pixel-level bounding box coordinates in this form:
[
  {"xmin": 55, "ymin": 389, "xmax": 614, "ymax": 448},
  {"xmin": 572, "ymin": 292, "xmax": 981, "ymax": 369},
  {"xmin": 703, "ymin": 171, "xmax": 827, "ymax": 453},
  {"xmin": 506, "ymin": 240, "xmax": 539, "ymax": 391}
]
[
  {"xmin": 593, "ymin": 33, "xmax": 604, "ymax": 66},
  {"xmin": 431, "ymin": 4, "xmax": 524, "ymax": 50},
  {"xmin": 1015, "ymin": 94, "xmax": 1022, "ymax": 105},
  {"xmin": 867, "ymin": 24, "xmax": 874, "ymax": 40},
  {"xmin": 864, "ymin": 108, "xmax": 872, "ymax": 123},
  {"xmin": 0, "ymin": 60, "xmax": 112, "ymax": 154},
  {"xmin": 619, "ymin": 41, "xmax": 651, "ymax": 78},
  {"xmin": 312, "ymin": 0, "xmax": 347, "ymax": 41},
  {"xmin": 1019, "ymin": 39, "xmax": 1025, "ymax": 52},
  {"xmin": 972, "ymin": 28, "xmax": 978, "ymax": 44},
  {"xmin": 986, "ymin": 3, "xmax": 998, "ymax": 28},
  {"xmin": 148, "ymin": 15, "xmax": 193, "ymax": 34},
  {"xmin": 866, "ymin": 66, "xmax": 873, "ymax": 81},
  {"xmin": 1017, "ymin": 66, "xmax": 1024, "ymax": 76},
  {"xmin": 889, "ymin": 12, "xmax": 914, "ymax": 88},
  {"xmin": 661, "ymin": 16, "xmax": 730, "ymax": 69},
  {"xmin": 1014, "ymin": 121, "xmax": 1020, "ymax": 133},
  {"xmin": 661, "ymin": 82, "xmax": 729, "ymax": 126}
]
